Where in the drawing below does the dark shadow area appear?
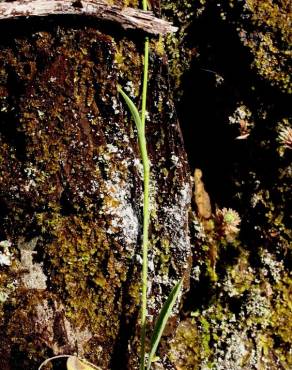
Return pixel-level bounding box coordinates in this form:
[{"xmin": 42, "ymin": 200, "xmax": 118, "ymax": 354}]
[
  {"xmin": 0, "ymin": 112, "xmax": 27, "ymax": 162},
  {"xmin": 0, "ymin": 15, "xmax": 147, "ymax": 50},
  {"xmin": 0, "ymin": 65, "xmax": 27, "ymax": 161},
  {"xmin": 59, "ymin": 188, "xmax": 77, "ymax": 216},
  {"xmin": 9, "ymin": 346, "xmax": 56, "ymax": 370},
  {"xmin": 177, "ymin": 2, "xmax": 290, "ymax": 208},
  {"xmin": 0, "ymin": 200, "xmax": 9, "ymax": 240},
  {"xmin": 110, "ymin": 270, "xmax": 139, "ymax": 370},
  {"xmin": 182, "ymin": 266, "xmax": 216, "ymax": 313},
  {"xmin": 178, "ymin": 2, "xmax": 291, "ymax": 312}
]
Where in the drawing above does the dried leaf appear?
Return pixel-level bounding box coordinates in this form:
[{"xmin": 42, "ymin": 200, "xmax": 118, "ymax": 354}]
[{"xmin": 67, "ymin": 356, "xmax": 101, "ymax": 370}]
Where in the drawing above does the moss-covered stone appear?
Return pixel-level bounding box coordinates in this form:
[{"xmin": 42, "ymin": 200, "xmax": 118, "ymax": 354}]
[
  {"xmin": 0, "ymin": 1, "xmax": 291, "ymax": 369},
  {"xmin": 162, "ymin": 0, "xmax": 291, "ymax": 94},
  {"xmin": 0, "ymin": 16, "xmax": 191, "ymax": 369}
]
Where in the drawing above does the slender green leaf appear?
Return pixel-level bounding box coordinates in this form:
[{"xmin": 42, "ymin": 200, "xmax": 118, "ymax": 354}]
[
  {"xmin": 146, "ymin": 279, "xmax": 184, "ymax": 370},
  {"xmin": 117, "ymin": 85, "xmax": 142, "ymax": 134},
  {"xmin": 118, "ymin": 83, "xmax": 150, "ymax": 370}
]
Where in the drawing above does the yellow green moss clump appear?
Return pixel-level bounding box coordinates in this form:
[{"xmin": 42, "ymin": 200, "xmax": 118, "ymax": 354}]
[
  {"xmin": 238, "ymin": 0, "xmax": 291, "ymax": 93},
  {"xmin": 216, "ymin": 0, "xmax": 291, "ymax": 93},
  {"xmin": 169, "ymin": 319, "xmax": 202, "ymax": 369}
]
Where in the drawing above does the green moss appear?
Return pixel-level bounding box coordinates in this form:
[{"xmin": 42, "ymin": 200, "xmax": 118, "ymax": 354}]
[
  {"xmin": 169, "ymin": 319, "xmax": 202, "ymax": 369},
  {"xmin": 161, "ymin": 0, "xmax": 203, "ymax": 94},
  {"xmin": 162, "ymin": 0, "xmax": 291, "ymax": 95},
  {"xmin": 270, "ymin": 274, "xmax": 292, "ymax": 366},
  {"xmin": 0, "ymin": 16, "xmax": 192, "ymax": 367},
  {"xmin": 221, "ymin": 0, "xmax": 291, "ymax": 93},
  {"xmin": 0, "ymin": 27, "xmax": 142, "ymax": 366},
  {"xmin": 199, "ymin": 316, "xmax": 211, "ymax": 357}
]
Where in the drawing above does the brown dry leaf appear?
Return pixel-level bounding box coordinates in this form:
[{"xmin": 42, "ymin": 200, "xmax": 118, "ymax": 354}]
[
  {"xmin": 193, "ymin": 168, "xmax": 212, "ymax": 219},
  {"xmin": 67, "ymin": 356, "xmax": 101, "ymax": 370}
]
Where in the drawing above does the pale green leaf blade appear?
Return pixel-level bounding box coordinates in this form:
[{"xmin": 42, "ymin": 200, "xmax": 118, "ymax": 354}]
[
  {"xmin": 117, "ymin": 85, "xmax": 142, "ymax": 133},
  {"xmin": 146, "ymin": 279, "xmax": 184, "ymax": 370}
]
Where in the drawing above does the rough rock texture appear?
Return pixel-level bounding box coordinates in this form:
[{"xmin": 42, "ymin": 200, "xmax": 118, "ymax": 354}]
[
  {"xmin": 160, "ymin": 1, "xmax": 292, "ymax": 369},
  {"xmin": 0, "ymin": 6, "xmax": 192, "ymax": 369},
  {"xmin": 0, "ymin": 0, "xmax": 291, "ymax": 369}
]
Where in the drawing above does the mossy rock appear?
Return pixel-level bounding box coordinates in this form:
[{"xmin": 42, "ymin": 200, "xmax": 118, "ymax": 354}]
[{"xmin": 0, "ymin": 12, "xmax": 191, "ymax": 370}]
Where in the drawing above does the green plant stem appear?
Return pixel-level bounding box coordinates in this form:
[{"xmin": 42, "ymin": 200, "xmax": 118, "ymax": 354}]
[
  {"xmin": 140, "ymin": 1, "xmax": 150, "ymax": 368},
  {"xmin": 141, "ymin": 38, "xmax": 149, "ymax": 131},
  {"xmin": 142, "ymin": 0, "xmax": 148, "ymax": 12},
  {"xmin": 139, "ymin": 135, "xmax": 150, "ymax": 370}
]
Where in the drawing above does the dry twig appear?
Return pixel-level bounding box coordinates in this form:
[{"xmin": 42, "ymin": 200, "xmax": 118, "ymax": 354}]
[{"xmin": 0, "ymin": 0, "xmax": 177, "ymax": 35}]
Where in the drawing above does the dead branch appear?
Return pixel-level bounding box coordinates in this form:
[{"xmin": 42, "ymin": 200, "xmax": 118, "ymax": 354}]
[{"xmin": 0, "ymin": 0, "xmax": 177, "ymax": 36}]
